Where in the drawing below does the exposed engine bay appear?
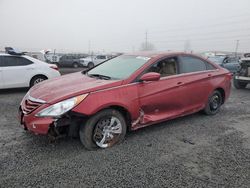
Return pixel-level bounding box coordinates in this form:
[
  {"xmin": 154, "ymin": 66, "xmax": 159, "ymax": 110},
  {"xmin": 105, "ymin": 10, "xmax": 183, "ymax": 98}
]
[
  {"xmin": 234, "ymin": 57, "xmax": 250, "ymax": 89},
  {"xmin": 238, "ymin": 58, "xmax": 250, "ymax": 77}
]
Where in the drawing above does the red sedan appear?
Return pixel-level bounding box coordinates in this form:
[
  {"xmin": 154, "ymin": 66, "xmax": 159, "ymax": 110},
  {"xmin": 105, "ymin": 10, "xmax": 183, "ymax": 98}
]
[{"xmin": 19, "ymin": 52, "xmax": 232, "ymax": 149}]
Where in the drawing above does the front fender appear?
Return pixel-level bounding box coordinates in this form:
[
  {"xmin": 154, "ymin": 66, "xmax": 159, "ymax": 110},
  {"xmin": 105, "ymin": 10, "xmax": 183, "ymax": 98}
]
[{"xmin": 72, "ymin": 84, "xmax": 140, "ymax": 120}]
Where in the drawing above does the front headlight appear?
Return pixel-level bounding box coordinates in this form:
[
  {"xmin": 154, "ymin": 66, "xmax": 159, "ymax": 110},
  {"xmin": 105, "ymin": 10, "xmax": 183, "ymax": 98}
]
[{"xmin": 36, "ymin": 94, "xmax": 88, "ymax": 117}]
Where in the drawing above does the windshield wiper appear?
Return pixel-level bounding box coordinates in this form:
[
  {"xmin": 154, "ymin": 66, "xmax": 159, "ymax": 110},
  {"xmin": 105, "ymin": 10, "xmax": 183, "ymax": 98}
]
[{"xmin": 88, "ymin": 74, "xmax": 111, "ymax": 80}]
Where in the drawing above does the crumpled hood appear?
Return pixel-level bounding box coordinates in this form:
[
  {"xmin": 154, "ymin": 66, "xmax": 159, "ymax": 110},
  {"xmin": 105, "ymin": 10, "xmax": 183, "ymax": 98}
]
[{"xmin": 29, "ymin": 72, "xmax": 122, "ymax": 104}]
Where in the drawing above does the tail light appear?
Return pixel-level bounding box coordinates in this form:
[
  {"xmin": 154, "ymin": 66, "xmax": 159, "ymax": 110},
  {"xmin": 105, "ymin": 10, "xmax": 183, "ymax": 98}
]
[{"xmin": 49, "ymin": 65, "xmax": 58, "ymax": 71}]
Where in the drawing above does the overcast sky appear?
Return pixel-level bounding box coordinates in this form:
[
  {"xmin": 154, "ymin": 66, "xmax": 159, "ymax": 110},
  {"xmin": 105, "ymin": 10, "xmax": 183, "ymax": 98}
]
[{"xmin": 0, "ymin": 0, "xmax": 250, "ymax": 53}]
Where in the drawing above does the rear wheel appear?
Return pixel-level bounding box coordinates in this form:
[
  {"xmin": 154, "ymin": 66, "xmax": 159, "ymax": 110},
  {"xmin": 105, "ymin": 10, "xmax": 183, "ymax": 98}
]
[
  {"xmin": 79, "ymin": 109, "xmax": 127, "ymax": 150},
  {"xmin": 233, "ymin": 77, "xmax": 247, "ymax": 89},
  {"xmin": 204, "ymin": 90, "xmax": 222, "ymax": 115},
  {"xmin": 30, "ymin": 75, "xmax": 47, "ymax": 87},
  {"xmin": 73, "ymin": 62, "xmax": 79, "ymax": 68},
  {"xmin": 88, "ymin": 62, "xmax": 94, "ymax": 69}
]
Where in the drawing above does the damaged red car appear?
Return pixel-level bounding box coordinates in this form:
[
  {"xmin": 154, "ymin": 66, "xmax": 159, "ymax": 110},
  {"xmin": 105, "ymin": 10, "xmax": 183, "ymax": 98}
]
[{"xmin": 19, "ymin": 52, "xmax": 232, "ymax": 149}]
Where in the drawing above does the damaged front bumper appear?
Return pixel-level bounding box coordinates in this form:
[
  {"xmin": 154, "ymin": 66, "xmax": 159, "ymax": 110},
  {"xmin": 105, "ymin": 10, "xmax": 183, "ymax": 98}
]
[
  {"xmin": 18, "ymin": 107, "xmax": 83, "ymax": 138},
  {"xmin": 19, "ymin": 107, "xmax": 55, "ymax": 135}
]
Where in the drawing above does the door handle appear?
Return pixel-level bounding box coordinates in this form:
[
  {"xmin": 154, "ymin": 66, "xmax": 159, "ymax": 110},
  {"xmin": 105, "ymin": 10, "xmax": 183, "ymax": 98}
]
[
  {"xmin": 27, "ymin": 68, "xmax": 34, "ymax": 70},
  {"xmin": 208, "ymin": 74, "xmax": 212, "ymax": 77},
  {"xmin": 177, "ymin": 82, "xmax": 183, "ymax": 85}
]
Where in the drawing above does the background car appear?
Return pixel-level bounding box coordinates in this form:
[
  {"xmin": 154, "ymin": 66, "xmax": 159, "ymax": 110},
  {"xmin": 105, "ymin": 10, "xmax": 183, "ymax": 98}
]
[
  {"xmin": 208, "ymin": 56, "xmax": 241, "ymax": 73},
  {"xmin": 0, "ymin": 53, "xmax": 60, "ymax": 89},
  {"xmin": 234, "ymin": 57, "xmax": 250, "ymax": 89},
  {"xmin": 79, "ymin": 55, "xmax": 112, "ymax": 68},
  {"xmin": 58, "ymin": 54, "xmax": 87, "ymax": 68}
]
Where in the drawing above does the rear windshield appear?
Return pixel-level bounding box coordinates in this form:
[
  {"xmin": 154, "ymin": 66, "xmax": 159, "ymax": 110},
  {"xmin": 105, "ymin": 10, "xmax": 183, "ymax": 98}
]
[{"xmin": 87, "ymin": 55, "xmax": 150, "ymax": 79}]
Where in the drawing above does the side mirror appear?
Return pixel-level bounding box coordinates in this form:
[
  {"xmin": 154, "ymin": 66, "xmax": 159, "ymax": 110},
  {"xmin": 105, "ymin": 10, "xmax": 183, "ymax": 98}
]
[{"xmin": 140, "ymin": 72, "xmax": 161, "ymax": 82}]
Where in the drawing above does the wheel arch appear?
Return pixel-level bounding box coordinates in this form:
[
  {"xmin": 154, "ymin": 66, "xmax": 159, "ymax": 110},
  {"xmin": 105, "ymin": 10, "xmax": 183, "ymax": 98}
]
[
  {"xmin": 95, "ymin": 105, "xmax": 132, "ymax": 130},
  {"xmin": 29, "ymin": 74, "xmax": 48, "ymax": 87},
  {"xmin": 214, "ymin": 87, "xmax": 225, "ymax": 104}
]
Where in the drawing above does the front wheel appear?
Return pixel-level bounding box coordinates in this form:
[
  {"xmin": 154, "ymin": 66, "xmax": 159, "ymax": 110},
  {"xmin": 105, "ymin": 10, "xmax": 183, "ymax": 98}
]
[
  {"xmin": 88, "ymin": 62, "xmax": 94, "ymax": 69},
  {"xmin": 79, "ymin": 109, "xmax": 127, "ymax": 150},
  {"xmin": 203, "ymin": 90, "xmax": 222, "ymax": 115}
]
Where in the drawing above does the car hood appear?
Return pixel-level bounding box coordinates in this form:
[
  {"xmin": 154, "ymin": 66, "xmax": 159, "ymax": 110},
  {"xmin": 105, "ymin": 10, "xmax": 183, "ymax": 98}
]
[{"xmin": 29, "ymin": 72, "xmax": 123, "ymax": 104}]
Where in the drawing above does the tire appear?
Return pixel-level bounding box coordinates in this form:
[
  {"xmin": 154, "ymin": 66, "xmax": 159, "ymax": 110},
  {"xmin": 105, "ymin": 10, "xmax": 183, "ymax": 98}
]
[
  {"xmin": 233, "ymin": 77, "xmax": 247, "ymax": 89},
  {"xmin": 203, "ymin": 90, "xmax": 222, "ymax": 115},
  {"xmin": 88, "ymin": 62, "xmax": 94, "ymax": 69},
  {"xmin": 30, "ymin": 75, "xmax": 47, "ymax": 87},
  {"xmin": 79, "ymin": 109, "xmax": 127, "ymax": 150},
  {"xmin": 73, "ymin": 62, "xmax": 79, "ymax": 68}
]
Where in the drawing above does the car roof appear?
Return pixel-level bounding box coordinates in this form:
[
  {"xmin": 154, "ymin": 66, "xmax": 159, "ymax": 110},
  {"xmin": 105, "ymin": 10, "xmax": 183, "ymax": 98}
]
[
  {"xmin": 124, "ymin": 51, "xmax": 199, "ymax": 59},
  {"xmin": 0, "ymin": 52, "xmax": 28, "ymax": 56},
  {"xmin": 0, "ymin": 53, "xmax": 39, "ymax": 61},
  {"xmin": 0, "ymin": 53, "xmax": 28, "ymax": 58},
  {"xmin": 0, "ymin": 53, "xmax": 13, "ymax": 56}
]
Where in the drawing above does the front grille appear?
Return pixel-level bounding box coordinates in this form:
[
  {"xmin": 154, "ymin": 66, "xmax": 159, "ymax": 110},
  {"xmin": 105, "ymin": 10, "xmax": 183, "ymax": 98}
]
[{"xmin": 22, "ymin": 99, "xmax": 42, "ymax": 114}]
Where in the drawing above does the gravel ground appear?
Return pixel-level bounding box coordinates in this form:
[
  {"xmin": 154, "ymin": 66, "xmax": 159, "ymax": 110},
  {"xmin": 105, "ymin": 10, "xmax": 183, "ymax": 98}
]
[{"xmin": 0, "ymin": 70, "xmax": 250, "ymax": 187}]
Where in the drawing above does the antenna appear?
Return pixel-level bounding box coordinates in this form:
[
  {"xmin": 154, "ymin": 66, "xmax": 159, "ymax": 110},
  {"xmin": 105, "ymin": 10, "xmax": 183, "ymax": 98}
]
[{"xmin": 235, "ymin": 40, "xmax": 239, "ymax": 57}]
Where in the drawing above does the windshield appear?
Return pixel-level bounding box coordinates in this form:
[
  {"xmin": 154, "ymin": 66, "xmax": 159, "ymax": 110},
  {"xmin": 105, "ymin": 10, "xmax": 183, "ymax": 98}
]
[
  {"xmin": 208, "ymin": 57, "xmax": 224, "ymax": 64},
  {"xmin": 87, "ymin": 55, "xmax": 150, "ymax": 79}
]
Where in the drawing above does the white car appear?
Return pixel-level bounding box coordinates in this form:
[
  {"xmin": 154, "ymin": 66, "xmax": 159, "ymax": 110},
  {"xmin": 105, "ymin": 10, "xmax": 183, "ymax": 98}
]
[
  {"xmin": 0, "ymin": 53, "xmax": 61, "ymax": 89},
  {"xmin": 79, "ymin": 55, "xmax": 111, "ymax": 68}
]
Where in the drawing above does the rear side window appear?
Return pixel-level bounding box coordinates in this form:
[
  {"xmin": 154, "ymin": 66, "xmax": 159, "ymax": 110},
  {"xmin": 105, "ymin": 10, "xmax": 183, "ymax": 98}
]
[
  {"xmin": 206, "ymin": 62, "xmax": 216, "ymax": 70},
  {"xmin": 178, "ymin": 56, "xmax": 212, "ymax": 73},
  {"xmin": 1, "ymin": 56, "xmax": 33, "ymax": 67}
]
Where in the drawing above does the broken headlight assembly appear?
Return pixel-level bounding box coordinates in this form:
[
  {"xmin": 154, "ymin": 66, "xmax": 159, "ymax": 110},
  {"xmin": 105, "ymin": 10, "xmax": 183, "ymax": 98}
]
[{"xmin": 36, "ymin": 94, "xmax": 88, "ymax": 117}]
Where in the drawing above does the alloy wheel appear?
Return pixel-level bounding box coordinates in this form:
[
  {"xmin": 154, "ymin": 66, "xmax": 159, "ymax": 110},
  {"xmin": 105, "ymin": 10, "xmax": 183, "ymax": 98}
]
[
  {"xmin": 93, "ymin": 116, "xmax": 122, "ymax": 148},
  {"xmin": 34, "ymin": 78, "xmax": 44, "ymax": 85}
]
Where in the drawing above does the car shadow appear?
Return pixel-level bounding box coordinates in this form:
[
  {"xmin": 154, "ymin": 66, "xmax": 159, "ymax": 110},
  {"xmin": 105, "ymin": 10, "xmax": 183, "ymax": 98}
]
[
  {"xmin": 0, "ymin": 87, "xmax": 29, "ymax": 94},
  {"xmin": 23, "ymin": 112, "xmax": 202, "ymax": 151}
]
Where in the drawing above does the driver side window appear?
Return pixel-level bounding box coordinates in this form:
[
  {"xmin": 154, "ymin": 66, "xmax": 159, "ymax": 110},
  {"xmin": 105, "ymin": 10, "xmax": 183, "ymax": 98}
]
[{"xmin": 147, "ymin": 57, "xmax": 178, "ymax": 77}]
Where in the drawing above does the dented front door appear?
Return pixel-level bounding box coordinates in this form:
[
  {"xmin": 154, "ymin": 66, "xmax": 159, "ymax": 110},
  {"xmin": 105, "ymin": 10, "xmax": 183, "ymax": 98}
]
[{"xmin": 137, "ymin": 75, "xmax": 187, "ymax": 125}]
